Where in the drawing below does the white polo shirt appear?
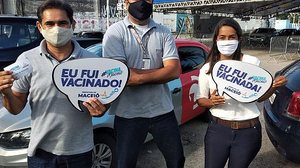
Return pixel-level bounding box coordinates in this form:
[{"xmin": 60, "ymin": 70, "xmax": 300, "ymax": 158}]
[{"xmin": 102, "ymin": 17, "xmax": 179, "ymax": 118}]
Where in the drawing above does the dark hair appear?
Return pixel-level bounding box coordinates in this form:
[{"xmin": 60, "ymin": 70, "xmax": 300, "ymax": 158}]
[
  {"xmin": 206, "ymin": 18, "xmax": 243, "ymax": 74},
  {"xmin": 37, "ymin": 0, "xmax": 74, "ymax": 23}
]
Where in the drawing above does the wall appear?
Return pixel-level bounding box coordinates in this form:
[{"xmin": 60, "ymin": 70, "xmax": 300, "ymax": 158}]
[
  {"xmin": 153, "ymin": 12, "xmax": 194, "ymax": 34},
  {"xmin": 10, "ymin": 0, "xmax": 124, "ymax": 33},
  {"xmin": 193, "ymin": 15, "xmax": 225, "ymax": 38},
  {"xmin": 275, "ymin": 19, "xmax": 291, "ymax": 29},
  {"xmin": 153, "ymin": 12, "xmax": 177, "ymax": 32}
]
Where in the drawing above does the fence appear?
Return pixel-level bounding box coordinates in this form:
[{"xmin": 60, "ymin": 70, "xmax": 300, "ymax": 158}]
[
  {"xmin": 268, "ymin": 36, "xmax": 300, "ymax": 63},
  {"xmin": 198, "ymin": 33, "xmax": 269, "ymax": 49},
  {"xmin": 198, "ymin": 34, "xmax": 300, "ymax": 63}
]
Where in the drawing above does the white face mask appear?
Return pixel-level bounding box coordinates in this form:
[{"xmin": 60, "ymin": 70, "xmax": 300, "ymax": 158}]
[
  {"xmin": 217, "ymin": 40, "xmax": 239, "ymax": 56},
  {"xmin": 41, "ymin": 26, "xmax": 73, "ymax": 47}
]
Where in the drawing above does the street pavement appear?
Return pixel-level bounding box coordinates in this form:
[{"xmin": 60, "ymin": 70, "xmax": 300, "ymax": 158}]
[{"xmin": 136, "ymin": 49, "xmax": 300, "ymax": 168}]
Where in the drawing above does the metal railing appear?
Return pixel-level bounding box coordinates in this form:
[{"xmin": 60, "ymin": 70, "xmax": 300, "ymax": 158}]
[{"xmin": 268, "ymin": 36, "xmax": 300, "ymax": 63}]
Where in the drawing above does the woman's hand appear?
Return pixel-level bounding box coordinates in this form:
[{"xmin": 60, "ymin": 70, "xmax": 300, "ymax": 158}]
[
  {"xmin": 272, "ymin": 75, "xmax": 287, "ymax": 88},
  {"xmin": 209, "ymin": 89, "xmax": 225, "ymax": 107},
  {"xmin": 257, "ymin": 75, "xmax": 288, "ymax": 102}
]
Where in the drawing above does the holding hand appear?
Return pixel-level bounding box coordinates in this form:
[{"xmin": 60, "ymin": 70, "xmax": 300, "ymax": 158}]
[
  {"xmin": 257, "ymin": 75, "xmax": 288, "ymax": 102},
  {"xmin": 272, "ymin": 75, "xmax": 287, "ymax": 88},
  {"xmin": 210, "ymin": 89, "xmax": 225, "ymax": 107},
  {"xmin": 83, "ymin": 97, "xmax": 109, "ymax": 117},
  {"xmin": 0, "ymin": 71, "xmax": 14, "ymax": 94}
]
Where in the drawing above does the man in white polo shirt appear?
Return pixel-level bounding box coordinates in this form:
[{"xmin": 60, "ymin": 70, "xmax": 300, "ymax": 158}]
[{"xmin": 103, "ymin": 0, "xmax": 185, "ymax": 167}]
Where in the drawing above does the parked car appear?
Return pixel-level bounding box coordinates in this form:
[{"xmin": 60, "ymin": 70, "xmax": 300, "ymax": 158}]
[
  {"xmin": 0, "ymin": 16, "xmax": 101, "ymax": 71},
  {"xmin": 0, "ymin": 15, "xmax": 43, "ymax": 70},
  {"xmin": 74, "ymin": 31, "xmax": 104, "ymax": 47},
  {"xmin": 287, "ymin": 35, "xmax": 300, "ymax": 47},
  {"xmin": 263, "ymin": 59, "xmax": 300, "ymax": 164},
  {"xmin": 76, "ymin": 31, "xmax": 104, "ymax": 39},
  {"xmin": 73, "ymin": 37, "xmax": 102, "ymax": 48},
  {"xmin": 248, "ymin": 27, "xmax": 276, "ymax": 46},
  {"xmin": 0, "ymin": 39, "xmax": 210, "ymax": 167},
  {"xmin": 274, "ymin": 28, "xmax": 298, "ymax": 36}
]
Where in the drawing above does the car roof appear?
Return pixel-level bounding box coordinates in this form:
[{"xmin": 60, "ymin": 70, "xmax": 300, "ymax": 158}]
[
  {"xmin": 0, "ymin": 15, "xmax": 38, "ymax": 23},
  {"xmin": 279, "ymin": 28, "xmax": 297, "ymax": 31},
  {"xmin": 79, "ymin": 31, "xmax": 103, "ymax": 33},
  {"xmin": 175, "ymin": 38, "xmax": 210, "ymax": 52},
  {"xmin": 0, "ymin": 15, "xmax": 37, "ymax": 19},
  {"xmin": 175, "ymin": 38, "xmax": 204, "ymax": 45},
  {"xmin": 257, "ymin": 27, "xmax": 275, "ymax": 29}
]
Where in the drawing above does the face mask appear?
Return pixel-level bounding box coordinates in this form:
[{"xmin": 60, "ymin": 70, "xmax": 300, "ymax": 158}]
[
  {"xmin": 41, "ymin": 26, "xmax": 73, "ymax": 47},
  {"xmin": 128, "ymin": 0, "xmax": 153, "ymax": 21},
  {"xmin": 217, "ymin": 40, "xmax": 239, "ymax": 56}
]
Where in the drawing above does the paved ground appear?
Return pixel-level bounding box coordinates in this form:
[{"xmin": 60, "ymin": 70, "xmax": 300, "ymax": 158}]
[
  {"xmin": 136, "ymin": 49, "xmax": 300, "ymax": 168},
  {"xmin": 245, "ymin": 49, "xmax": 298, "ymax": 76}
]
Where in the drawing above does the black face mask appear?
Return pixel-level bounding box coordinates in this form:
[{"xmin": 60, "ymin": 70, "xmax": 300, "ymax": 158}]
[{"xmin": 128, "ymin": 0, "xmax": 153, "ymax": 21}]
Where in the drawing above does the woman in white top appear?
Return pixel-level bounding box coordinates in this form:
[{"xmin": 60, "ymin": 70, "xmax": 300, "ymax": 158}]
[{"xmin": 196, "ymin": 18, "xmax": 287, "ymax": 168}]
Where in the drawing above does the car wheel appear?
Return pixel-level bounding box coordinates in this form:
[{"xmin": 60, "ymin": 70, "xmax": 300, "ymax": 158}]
[{"xmin": 92, "ymin": 133, "xmax": 116, "ymax": 168}]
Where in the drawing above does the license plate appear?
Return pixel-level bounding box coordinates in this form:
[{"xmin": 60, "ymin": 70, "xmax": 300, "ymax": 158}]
[{"xmin": 269, "ymin": 93, "xmax": 276, "ymax": 104}]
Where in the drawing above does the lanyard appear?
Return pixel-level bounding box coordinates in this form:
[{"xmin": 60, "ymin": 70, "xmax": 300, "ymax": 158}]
[{"xmin": 129, "ymin": 26, "xmax": 152, "ymax": 58}]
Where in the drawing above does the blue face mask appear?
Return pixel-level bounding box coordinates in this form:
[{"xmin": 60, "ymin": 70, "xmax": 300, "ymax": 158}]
[{"xmin": 128, "ymin": 0, "xmax": 153, "ymax": 21}]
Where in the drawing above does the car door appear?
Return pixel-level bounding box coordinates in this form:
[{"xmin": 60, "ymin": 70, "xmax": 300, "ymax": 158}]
[{"xmin": 176, "ymin": 41, "xmax": 209, "ymax": 124}]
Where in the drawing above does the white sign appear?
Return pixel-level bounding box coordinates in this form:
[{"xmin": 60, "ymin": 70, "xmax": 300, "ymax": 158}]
[
  {"xmin": 212, "ymin": 60, "xmax": 273, "ymax": 103},
  {"xmin": 4, "ymin": 58, "xmax": 33, "ymax": 80},
  {"xmin": 53, "ymin": 58, "xmax": 129, "ymax": 111}
]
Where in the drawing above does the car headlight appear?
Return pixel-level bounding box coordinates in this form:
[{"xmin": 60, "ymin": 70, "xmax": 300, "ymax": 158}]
[{"xmin": 0, "ymin": 128, "xmax": 30, "ymax": 149}]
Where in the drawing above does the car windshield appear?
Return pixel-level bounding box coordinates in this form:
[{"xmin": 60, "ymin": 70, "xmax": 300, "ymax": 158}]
[{"xmin": 0, "ymin": 22, "xmax": 39, "ymax": 49}]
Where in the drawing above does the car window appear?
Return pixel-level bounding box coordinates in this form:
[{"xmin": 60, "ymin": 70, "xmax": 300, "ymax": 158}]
[
  {"xmin": 178, "ymin": 46, "xmax": 207, "ymax": 73},
  {"xmin": 0, "ymin": 22, "xmax": 40, "ymax": 49},
  {"xmin": 278, "ymin": 29, "xmax": 296, "ymax": 36},
  {"xmin": 283, "ymin": 61, "xmax": 300, "ymax": 91},
  {"xmin": 77, "ymin": 32, "xmax": 104, "ymax": 39}
]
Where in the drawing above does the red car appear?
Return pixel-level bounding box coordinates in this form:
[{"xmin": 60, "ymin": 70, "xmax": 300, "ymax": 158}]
[{"xmin": 174, "ymin": 39, "xmax": 210, "ymax": 123}]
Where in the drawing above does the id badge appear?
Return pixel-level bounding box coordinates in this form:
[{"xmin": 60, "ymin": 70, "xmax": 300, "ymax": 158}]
[{"xmin": 142, "ymin": 58, "xmax": 150, "ymax": 69}]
